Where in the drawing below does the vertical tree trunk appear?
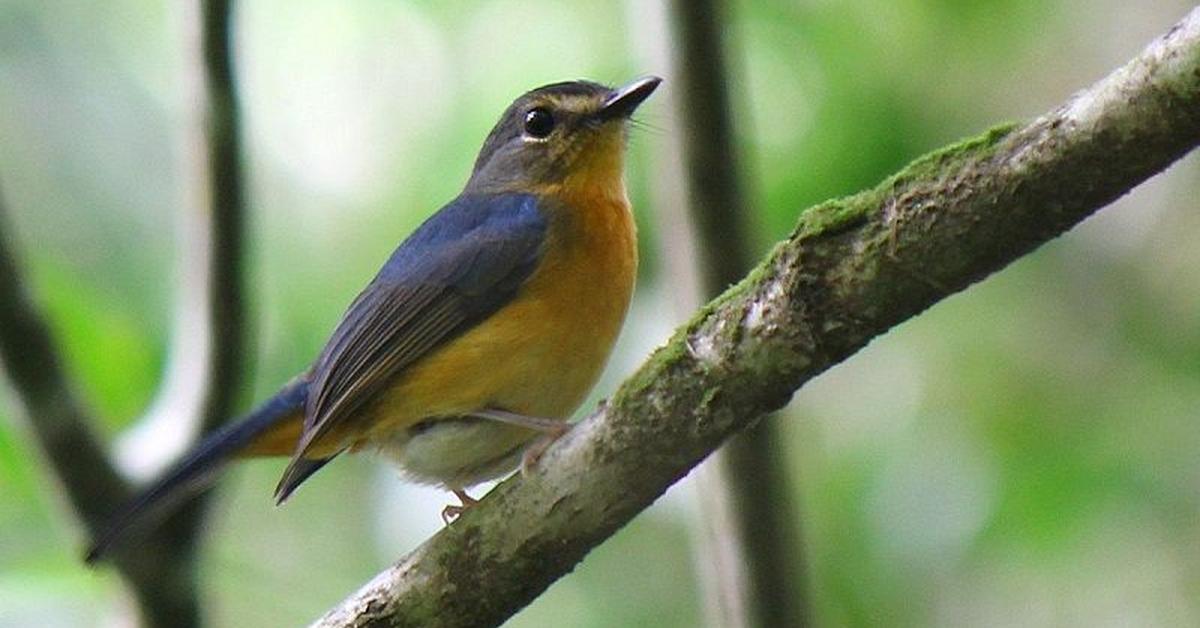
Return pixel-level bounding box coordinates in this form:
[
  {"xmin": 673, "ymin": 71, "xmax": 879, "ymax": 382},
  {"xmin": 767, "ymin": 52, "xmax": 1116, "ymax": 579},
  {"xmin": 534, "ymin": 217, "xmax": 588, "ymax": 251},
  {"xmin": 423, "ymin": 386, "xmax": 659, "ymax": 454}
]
[{"xmin": 662, "ymin": 1, "xmax": 810, "ymax": 626}]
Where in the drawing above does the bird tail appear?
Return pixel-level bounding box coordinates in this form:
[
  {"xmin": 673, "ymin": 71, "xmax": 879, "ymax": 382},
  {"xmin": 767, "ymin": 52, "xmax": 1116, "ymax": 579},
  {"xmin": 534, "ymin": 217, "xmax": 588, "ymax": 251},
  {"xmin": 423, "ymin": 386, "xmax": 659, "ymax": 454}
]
[{"xmin": 84, "ymin": 378, "xmax": 308, "ymax": 564}]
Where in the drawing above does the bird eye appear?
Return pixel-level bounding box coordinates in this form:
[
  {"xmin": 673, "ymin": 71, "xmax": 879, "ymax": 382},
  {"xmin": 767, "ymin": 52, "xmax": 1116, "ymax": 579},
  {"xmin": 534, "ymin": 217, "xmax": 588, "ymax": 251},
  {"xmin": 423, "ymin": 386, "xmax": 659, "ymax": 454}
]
[{"xmin": 523, "ymin": 108, "xmax": 555, "ymax": 139}]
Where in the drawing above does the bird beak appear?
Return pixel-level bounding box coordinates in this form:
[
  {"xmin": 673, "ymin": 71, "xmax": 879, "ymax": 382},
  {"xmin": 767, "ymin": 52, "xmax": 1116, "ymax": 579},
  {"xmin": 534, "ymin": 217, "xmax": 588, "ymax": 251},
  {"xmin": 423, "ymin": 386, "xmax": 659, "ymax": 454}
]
[{"xmin": 598, "ymin": 76, "xmax": 662, "ymax": 120}]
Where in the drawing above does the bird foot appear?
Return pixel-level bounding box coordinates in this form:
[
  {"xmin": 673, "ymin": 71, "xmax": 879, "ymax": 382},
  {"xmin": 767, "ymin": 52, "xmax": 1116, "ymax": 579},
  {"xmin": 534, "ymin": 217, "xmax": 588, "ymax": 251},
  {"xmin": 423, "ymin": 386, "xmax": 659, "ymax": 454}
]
[{"xmin": 441, "ymin": 489, "xmax": 479, "ymax": 525}]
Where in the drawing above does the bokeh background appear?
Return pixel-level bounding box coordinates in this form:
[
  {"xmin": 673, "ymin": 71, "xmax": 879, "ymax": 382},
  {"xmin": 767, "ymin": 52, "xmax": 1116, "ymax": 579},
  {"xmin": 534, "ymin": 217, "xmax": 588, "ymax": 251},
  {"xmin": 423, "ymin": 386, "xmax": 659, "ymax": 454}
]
[{"xmin": 2, "ymin": 0, "xmax": 1199, "ymax": 626}]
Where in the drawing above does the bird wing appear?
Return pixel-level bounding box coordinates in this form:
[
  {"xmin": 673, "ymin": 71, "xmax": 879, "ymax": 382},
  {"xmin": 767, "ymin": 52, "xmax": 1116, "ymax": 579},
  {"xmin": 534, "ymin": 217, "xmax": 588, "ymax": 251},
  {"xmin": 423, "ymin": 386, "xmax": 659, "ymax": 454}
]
[{"xmin": 275, "ymin": 193, "xmax": 548, "ymax": 501}]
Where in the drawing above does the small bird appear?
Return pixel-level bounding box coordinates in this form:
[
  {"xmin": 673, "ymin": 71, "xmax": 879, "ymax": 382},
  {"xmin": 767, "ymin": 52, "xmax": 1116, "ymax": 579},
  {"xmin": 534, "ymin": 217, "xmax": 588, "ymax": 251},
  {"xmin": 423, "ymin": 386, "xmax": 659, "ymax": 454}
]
[{"xmin": 86, "ymin": 76, "xmax": 661, "ymax": 562}]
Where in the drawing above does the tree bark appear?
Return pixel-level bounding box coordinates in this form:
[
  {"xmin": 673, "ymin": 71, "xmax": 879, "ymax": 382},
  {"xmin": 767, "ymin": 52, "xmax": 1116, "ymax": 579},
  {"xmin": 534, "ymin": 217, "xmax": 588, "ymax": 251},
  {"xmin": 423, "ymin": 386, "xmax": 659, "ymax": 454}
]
[
  {"xmin": 664, "ymin": 1, "xmax": 809, "ymax": 626},
  {"xmin": 314, "ymin": 7, "xmax": 1200, "ymax": 628}
]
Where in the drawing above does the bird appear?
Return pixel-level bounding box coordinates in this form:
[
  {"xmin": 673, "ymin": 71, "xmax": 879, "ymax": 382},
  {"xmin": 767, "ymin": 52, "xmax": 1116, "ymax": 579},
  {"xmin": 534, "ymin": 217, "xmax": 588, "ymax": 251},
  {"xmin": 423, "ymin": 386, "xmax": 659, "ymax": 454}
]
[{"xmin": 85, "ymin": 76, "xmax": 661, "ymax": 563}]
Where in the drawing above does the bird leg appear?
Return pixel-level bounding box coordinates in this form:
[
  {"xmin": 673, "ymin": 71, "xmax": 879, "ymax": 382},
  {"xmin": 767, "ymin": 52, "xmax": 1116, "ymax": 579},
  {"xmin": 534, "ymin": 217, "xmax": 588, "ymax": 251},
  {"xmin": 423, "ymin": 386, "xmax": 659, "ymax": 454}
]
[
  {"xmin": 519, "ymin": 422, "xmax": 570, "ymax": 475},
  {"xmin": 440, "ymin": 411, "xmax": 570, "ymax": 524},
  {"xmin": 441, "ymin": 488, "xmax": 479, "ymax": 525},
  {"xmin": 472, "ymin": 409, "xmax": 570, "ymax": 475}
]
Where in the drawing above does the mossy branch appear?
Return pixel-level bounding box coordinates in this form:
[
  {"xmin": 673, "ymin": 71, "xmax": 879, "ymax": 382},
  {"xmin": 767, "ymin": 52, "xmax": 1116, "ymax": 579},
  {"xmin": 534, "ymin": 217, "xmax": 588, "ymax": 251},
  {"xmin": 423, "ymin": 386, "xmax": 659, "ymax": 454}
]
[
  {"xmin": 664, "ymin": 0, "xmax": 810, "ymax": 626},
  {"xmin": 314, "ymin": 7, "xmax": 1197, "ymax": 627}
]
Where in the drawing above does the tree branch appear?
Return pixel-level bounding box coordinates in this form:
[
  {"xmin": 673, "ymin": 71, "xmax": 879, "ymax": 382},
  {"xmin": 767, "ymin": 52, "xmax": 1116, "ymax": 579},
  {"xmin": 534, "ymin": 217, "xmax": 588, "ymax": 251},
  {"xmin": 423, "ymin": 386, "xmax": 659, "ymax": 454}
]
[
  {"xmin": 315, "ymin": 8, "xmax": 1200, "ymax": 627},
  {"xmin": 109, "ymin": 1, "xmax": 250, "ymax": 623},
  {"xmin": 0, "ymin": 183, "xmax": 131, "ymax": 577},
  {"xmin": 130, "ymin": 0, "xmax": 251, "ymax": 563},
  {"xmin": 0, "ymin": 1, "xmax": 248, "ymax": 626},
  {"xmin": 118, "ymin": 0, "xmax": 248, "ymax": 473},
  {"xmin": 0, "ymin": 188, "xmax": 201, "ymax": 625},
  {"xmin": 195, "ymin": 0, "xmax": 250, "ymax": 436},
  {"xmin": 664, "ymin": 1, "xmax": 810, "ymax": 626}
]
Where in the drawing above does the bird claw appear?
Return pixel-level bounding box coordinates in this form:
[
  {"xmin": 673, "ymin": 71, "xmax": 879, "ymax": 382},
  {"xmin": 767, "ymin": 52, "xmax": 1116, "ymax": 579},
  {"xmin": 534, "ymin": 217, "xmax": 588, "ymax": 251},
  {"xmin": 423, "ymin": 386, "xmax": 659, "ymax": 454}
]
[
  {"xmin": 441, "ymin": 505, "xmax": 463, "ymax": 525},
  {"xmin": 441, "ymin": 489, "xmax": 479, "ymax": 525}
]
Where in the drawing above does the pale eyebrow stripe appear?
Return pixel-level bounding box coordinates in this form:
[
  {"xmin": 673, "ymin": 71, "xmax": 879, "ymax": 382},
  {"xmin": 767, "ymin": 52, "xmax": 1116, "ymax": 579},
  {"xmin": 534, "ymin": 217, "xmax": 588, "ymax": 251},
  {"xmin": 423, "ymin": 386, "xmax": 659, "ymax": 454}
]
[{"xmin": 535, "ymin": 94, "xmax": 600, "ymax": 115}]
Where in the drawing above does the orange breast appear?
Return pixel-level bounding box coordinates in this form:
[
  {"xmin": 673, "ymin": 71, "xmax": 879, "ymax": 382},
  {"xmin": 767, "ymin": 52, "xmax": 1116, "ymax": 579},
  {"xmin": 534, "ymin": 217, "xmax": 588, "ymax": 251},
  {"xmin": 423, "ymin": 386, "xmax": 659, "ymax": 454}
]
[{"xmin": 366, "ymin": 183, "xmax": 637, "ymax": 435}]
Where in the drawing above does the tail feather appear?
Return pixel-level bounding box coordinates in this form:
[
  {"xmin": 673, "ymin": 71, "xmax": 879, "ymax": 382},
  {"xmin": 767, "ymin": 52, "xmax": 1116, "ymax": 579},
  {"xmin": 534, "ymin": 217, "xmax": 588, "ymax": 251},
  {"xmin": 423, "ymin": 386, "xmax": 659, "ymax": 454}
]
[
  {"xmin": 273, "ymin": 455, "xmax": 337, "ymax": 505},
  {"xmin": 85, "ymin": 378, "xmax": 308, "ymax": 564}
]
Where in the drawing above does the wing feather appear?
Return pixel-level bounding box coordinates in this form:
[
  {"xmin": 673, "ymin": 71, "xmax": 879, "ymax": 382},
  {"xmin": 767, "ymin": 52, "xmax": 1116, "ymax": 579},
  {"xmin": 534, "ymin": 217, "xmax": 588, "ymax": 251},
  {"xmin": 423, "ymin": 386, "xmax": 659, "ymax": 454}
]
[{"xmin": 278, "ymin": 193, "xmax": 547, "ymax": 497}]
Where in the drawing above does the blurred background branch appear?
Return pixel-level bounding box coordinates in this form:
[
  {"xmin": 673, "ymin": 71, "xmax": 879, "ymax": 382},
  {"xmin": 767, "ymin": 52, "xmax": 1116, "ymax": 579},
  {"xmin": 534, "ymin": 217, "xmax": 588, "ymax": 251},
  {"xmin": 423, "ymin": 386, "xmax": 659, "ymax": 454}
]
[
  {"xmin": 117, "ymin": 0, "xmax": 250, "ymax": 474},
  {"xmin": 0, "ymin": 181, "xmax": 204, "ymax": 624},
  {"xmin": 111, "ymin": 0, "xmax": 252, "ymax": 570},
  {"xmin": 193, "ymin": 0, "xmax": 251, "ymax": 438},
  {"xmin": 662, "ymin": 1, "xmax": 809, "ymax": 626},
  {"xmin": 0, "ymin": 1, "xmax": 249, "ymax": 626},
  {"xmin": 314, "ymin": 9, "xmax": 1200, "ymax": 626},
  {"xmin": 0, "ymin": 184, "xmax": 141, "ymax": 598}
]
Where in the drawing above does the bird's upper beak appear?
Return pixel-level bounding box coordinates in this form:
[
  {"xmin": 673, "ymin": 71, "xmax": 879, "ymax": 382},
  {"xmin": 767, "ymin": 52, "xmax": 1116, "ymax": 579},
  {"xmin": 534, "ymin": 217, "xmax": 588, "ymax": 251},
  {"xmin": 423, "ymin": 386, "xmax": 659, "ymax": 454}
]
[{"xmin": 598, "ymin": 76, "xmax": 662, "ymax": 121}]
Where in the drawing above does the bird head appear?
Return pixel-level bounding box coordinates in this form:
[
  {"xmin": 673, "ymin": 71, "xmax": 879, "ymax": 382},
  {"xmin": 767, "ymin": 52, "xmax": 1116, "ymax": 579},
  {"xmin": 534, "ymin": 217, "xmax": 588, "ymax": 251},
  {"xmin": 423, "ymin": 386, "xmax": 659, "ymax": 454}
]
[{"xmin": 466, "ymin": 76, "xmax": 661, "ymax": 195}]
